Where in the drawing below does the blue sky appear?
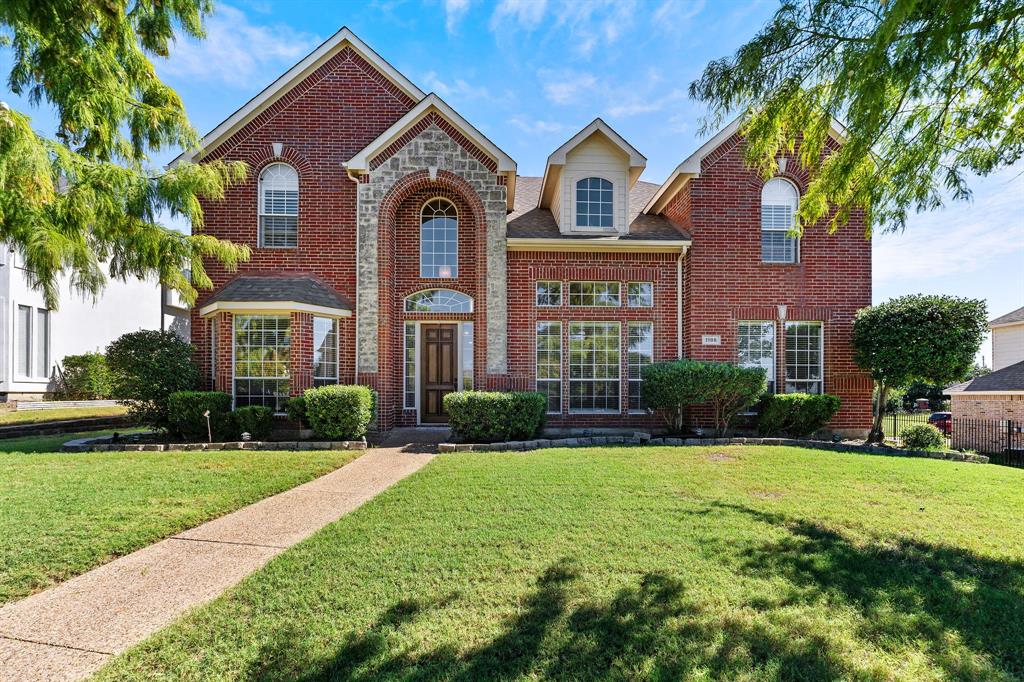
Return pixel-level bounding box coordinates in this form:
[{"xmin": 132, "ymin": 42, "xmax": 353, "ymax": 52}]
[{"xmin": 4, "ymin": 0, "xmax": 1022, "ymax": 361}]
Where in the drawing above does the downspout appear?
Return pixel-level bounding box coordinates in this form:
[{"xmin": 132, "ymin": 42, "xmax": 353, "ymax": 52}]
[
  {"xmin": 676, "ymin": 247, "xmax": 686, "ymax": 359},
  {"xmin": 343, "ymin": 163, "xmax": 361, "ymax": 385}
]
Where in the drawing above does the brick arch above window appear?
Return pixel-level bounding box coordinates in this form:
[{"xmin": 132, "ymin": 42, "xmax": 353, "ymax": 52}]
[{"xmin": 244, "ymin": 145, "xmax": 314, "ymax": 177}]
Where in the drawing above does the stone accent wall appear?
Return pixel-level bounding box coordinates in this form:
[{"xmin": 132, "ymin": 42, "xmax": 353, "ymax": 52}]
[{"xmin": 356, "ymin": 122, "xmax": 508, "ymax": 375}]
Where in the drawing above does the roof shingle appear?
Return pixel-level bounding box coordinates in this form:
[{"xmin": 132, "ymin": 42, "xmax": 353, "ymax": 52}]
[
  {"xmin": 990, "ymin": 306, "xmax": 1024, "ymax": 326},
  {"xmin": 206, "ymin": 276, "xmax": 352, "ymax": 311},
  {"xmin": 947, "ymin": 361, "xmax": 1024, "ymax": 393}
]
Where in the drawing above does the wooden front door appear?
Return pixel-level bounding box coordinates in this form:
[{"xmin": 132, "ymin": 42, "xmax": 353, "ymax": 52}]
[{"xmin": 420, "ymin": 324, "xmax": 458, "ymax": 423}]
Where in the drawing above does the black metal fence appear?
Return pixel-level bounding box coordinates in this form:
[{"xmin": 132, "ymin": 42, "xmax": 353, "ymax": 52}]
[{"xmin": 886, "ymin": 412, "xmax": 1024, "ymax": 467}]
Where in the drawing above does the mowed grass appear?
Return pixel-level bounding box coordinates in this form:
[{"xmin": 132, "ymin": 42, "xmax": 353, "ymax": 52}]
[
  {"xmin": 0, "ymin": 429, "xmax": 144, "ymax": 454},
  {"xmin": 0, "ymin": 404, "xmax": 127, "ymax": 425},
  {"xmin": 0, "ymin": 449, "xmax": 361, "ymax": 604},
  {"xmin": 99, "ymin": 446, "xmax": 1024, "ymax": 681}
]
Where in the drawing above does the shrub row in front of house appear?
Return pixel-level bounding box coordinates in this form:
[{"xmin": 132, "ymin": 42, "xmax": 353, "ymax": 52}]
[{"xmin": 444, "ymin": 391, "xmax": 547, "ymax": 443}]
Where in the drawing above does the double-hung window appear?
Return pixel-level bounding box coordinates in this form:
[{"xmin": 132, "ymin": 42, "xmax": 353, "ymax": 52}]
[
  {"xmin": 761, "ymin": 178, "xmax": 799, "ymax": 263},
  {"xmin": 737, "ymin": 321, "xmax": 776, "ymax": 393},
  {"xmin": 15, "ymin": 305, "xmax": 50, "ymax": 379},
  {"xmin": 259, "ymin": 163, "xmax": 298, "ymax": 247},
  {"xmin": 568, "ymin": 281, "xmax": 620, "ymax": 307},
  {"xmin": 785, "ymin": 322, "xmax": 823, "ymax": 394},
  {"xmin": 627, "ymin": 322, "xmax": 654, "ymax": 412},
  {"xmin": 536, "ymin": 322, "xmax": 562, "ymax": 414},
  {"xmin": 568, "ymin": 322, "xmax": 620, "ymax": 413},
  {"xmin": 234, "ymin": 315, "xmax": 291, "ymax": 411},
  {"xmin": 536, "ymin": 281, "xmax": 562, "ymax": 306},
  {"xmin": 312, "ymin": 317, "xmax": 338, "ymax": 387}
]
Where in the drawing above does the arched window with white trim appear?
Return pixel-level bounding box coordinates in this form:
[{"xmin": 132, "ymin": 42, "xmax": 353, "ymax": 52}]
[
  {"xmin": 259, "ymin": 163, "xmax": 298, "ymax": 248},
  {"xmin": 761, "ymin": 178, "xmax": 799, "ymax": 263},
  {"xmin": 575, "ymin": 177, "xmax": 613, "ymax": 229},
  {"xmin": 420, "ymin": 198, "xmax": 458, "ymax": 278}
]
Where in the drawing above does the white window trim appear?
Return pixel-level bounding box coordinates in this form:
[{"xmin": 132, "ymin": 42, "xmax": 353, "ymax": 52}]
[
  {"xmin": 231, "ymin": 314, "xmax": 292, "ymax": 413},
  {"xmin": 536, "ymin": 280, "xmax": 563, "ymax": 307},
  {"xmin": 737, "ymin": 320, "xmax": 777, "ymax": 394},
  {"xmin": 784, "ymin": 321, "xmax": 825, "ymax": 394},
  {"xmin": 312, "ymin": 316, "xmax": 339, "ymax": 385},
  {"xmin": 568, "ymin": 320, "xmax": 622, "ymax": 414},
  {"xmin": 627, "ymin": 321, "xmax": 654, "ymax": 414},
  {"xmin": 626, "ymin": 282, "xmax": 654, "ymax": 308},
  {"xmin": 419, "ymin": 197, "xmax": 459, "ymax": 280},
  {"xmin": 761, "ymin": 177, "xmax": 800, "ymax": 264},
  {"xmin": 567, "ymin": 281, "xmax": 622, "ymax": 308},
  {"xmin": 570, "ymin": 172, "xmax": 618, "ymax": 234},
  {"xmin": 258, "ymin": 162, "xmax": 299, "ymax": 249},
  {"xmin": 13, "ymin": 304, "xmax": 51, "ymax": 381},
  {"xmin": 535, "ymin": 321, "xmax": 563, "ymax": 415}
]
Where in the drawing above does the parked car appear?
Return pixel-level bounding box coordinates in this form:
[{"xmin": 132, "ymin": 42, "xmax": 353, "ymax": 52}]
[{"xmin": 928, "ymin": 411, "xmax": 952, "ymax": 435}]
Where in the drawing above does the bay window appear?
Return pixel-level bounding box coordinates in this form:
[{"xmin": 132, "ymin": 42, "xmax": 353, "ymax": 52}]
[
  {"xmin": 312, "ymin": 317, "xmax": 338, "ymax": 387},
  {"xmin": 234, "ymin": 315, "xmax": 291, "ymax": 411}
]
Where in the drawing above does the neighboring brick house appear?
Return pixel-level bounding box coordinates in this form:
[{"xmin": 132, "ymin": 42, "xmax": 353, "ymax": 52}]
[{"xmin": 176, "ymin": 28, "xmax": 873, "ymax": 436}]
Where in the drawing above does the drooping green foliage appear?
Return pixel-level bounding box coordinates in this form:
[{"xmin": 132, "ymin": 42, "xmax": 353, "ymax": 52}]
[
  {"xmin": 444, "ymin": 391, "xmax": 547, "ymax": 443},
  {"xmin": 167, "ymin": 390, "xmax": 233, "ymax": 441},
  {"xmin": 0, "ymin": 0, "xmax": 250, "ymax": 308},
  {"xmin": 107, "ymin": 330, "xmax": 200, "ymax": 430},
  {"xmin": 690, "ymin": 0, "xmax": 1024, "ymax": 236},
  {"xmin": 303, "ymin": 385, "xmax": 376, "ymax": 441},
  {"xmin": 852, "ymin": 295, "xmax": 988, "ymax": 441},
  {"xmin": 759, "ymin": 393, "xmax": 843, "ymax": 437},
  {"xmin": 643, "ymin": 360, "xmax": 766, "ymax": 435}
]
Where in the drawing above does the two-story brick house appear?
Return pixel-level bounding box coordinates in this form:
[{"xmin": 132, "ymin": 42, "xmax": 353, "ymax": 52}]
[{"xmin": 178, "ymin": 28, "xmax": 873, "ymax": 437}]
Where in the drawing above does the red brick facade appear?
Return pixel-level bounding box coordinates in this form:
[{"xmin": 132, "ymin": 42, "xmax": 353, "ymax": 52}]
[{"xmin": 190, "ymin": 34, "xmax": 873, "ymax": 436}]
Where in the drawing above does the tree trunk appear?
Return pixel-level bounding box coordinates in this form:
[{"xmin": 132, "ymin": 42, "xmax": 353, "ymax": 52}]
[{"xmin": 867, "ymin": 381, "xmax": 887, "ymax": 444}]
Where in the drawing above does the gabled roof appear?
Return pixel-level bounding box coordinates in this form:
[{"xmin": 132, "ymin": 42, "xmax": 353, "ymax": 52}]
[
  {"xmin": 946, "ymin": 361, "xmax": 1024, "ymax": 394},
  {"xmin": 538, "ymin": 118, "xmax": 646, "ymax": 209},
  {"xmin": 990, "ymin": 306, "xmax": 1024, "ymax": 328},
  {"xmin": 170, "ymin": 27, "xmax": 425, "ymax": 166},
  {"xmin": 346, "ymin": 93, "xmax": 517, "ymax": 209},
  {"xmin": 643, "ymin": 114, "xmax": 850, "ymax": 214},
  {"xmin": 199, "ymin": 275, "xmax": 353, "ymax": 318}
]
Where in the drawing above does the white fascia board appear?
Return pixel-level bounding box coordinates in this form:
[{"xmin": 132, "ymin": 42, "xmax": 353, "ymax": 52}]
[
  {"xmin": 199, "ymin": 300, "xmax": 353, "ymax": 318},
  {"xmin": 506, "ymin": 237, "xmax": 689, "ymax": 253},
  {"xmin": 947, "ymin": 389, "xmax": 1024, "ymax": 396},
  {"xmin": 990, "ymin": 320, "xmax": 1024, "ymax": 330},
  {"xmin": 169, "ymin": 27, "xmax": 425, "ymax": 167}
]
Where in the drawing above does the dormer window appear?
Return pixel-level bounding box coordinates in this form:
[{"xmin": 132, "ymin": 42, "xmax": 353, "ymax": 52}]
[
  {"xmin": 259, "ymin": 163, "xmax": 298, "ymax": 248},
  {"xmin": 761, "ymin": 178, "xmax": 799, "ymax": 263},
  {"xmin": 575, "ymin": 177, "xmax": 613, "ymax": 229}
]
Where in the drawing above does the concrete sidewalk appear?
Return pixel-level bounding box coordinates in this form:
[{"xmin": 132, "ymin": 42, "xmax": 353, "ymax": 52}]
[{"xmin": 0, "ymin": 443, "xmax": 435, "ymax": 681}]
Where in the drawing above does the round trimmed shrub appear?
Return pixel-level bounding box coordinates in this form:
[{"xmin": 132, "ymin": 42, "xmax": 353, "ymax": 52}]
[
  {"xmin": 168, "ymin": 391, "xmax": 233, "ymax": 442},
  {"xmin": 444, "ymin": 391, "xmax": 546, "ymax": 443},
  {"xmin": 759, "ymin": 393, "xmax": 842, "ymax": 437},
  {"xmin": 303, "ymin": 385, "xmax": 375, "ymax": 440},
  {"xmin": 901, "ymin": 423, "xmax": 945, "ymax": 451},
  {"xmin": 231, "ymin": 406, "xmax": 274, "ymax": 441}
]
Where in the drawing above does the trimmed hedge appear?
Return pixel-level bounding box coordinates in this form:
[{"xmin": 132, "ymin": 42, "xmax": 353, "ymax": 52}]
[
  {"xmin": 444, "ymin": 391, "xmax": 546, "ymax": 443},
  {"xmin": 758, "ymin": 393, "xmax": 842, "ymax": 437},
  {"xmin": 303, "ymin": 385, "xmax": 375, "ymax": 440},
  {"xmin": 167, "ymin": 391, "xmax": 233, "ymax": 441},
  {"xmin": 901, "ymin": 423, "xmax": 945, "ymax": 451},
  {"xmin": 232, "ymin": 406, "xmax": 274, "ymax": 441},
  {"xmin": 285, "ymin": 395, "xmax": 307, "ymax": 426},
  {"xmin": 57, "ymin": 352, "xmax": 114, "ymax": 399}
]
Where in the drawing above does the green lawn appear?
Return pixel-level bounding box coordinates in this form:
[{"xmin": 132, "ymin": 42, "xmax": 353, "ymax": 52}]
[
  {"xmin": 0, "ymin": 449, "xmax": 360, "ymax": 604},
  {"xmin": 98, "ymin": 446, "xmax": 1024, "ymax": 681},
  {"xmin": 0, "ymin": 429, "xmax": 144, "ymax": 454},
  {"xmin": 0, "ymin": 405, "xmax": 127, "ymax": 425}
]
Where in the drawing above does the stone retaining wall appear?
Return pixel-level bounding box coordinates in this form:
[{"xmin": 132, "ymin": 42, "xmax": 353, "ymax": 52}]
[{"xmin": 63, "ymin": 437, "xmax": 367, "ymax": 453}]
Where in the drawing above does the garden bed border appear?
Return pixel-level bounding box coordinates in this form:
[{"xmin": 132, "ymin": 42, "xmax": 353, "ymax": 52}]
[
  {"xmin": 62, "ymin": 436, "xmax": 367, "ymax": 453},
  {"xmin": 438, "ymin": 435, "xmax": 989, "ymax": 464}
]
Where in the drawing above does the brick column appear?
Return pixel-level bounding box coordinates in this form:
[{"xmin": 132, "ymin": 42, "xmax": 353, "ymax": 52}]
[
  {"xmin": 215, "ymin": 312, "xmax": 234, "ymax": 394},
  {"xmin": 290, "ymin": 312, "xmax": 313, "ymax": 395}
]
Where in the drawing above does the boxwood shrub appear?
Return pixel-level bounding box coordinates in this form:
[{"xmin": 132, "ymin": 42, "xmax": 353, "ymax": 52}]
[
  {"xmin": 303, "ymin": 385, "xmax": 375, "ymax": 440},
  {"xmin": 758, "ymin": 393, "xmax": 842, "ymax": 437},
  {"xmin": 900, "ymin": 423, "xmax": 945, "ymax": 451},
  {"xmin": 231, "ymin": 406, "xmax": 274, "ymax": 441},
  {"xmin": 285, "ymin": 395, "xmax": 307, "ymax": 426},
  {"xmin": 167, "ymin": 391, "xmax": 233, "ymax": 441},
  {"xmin": 444, "ymin": 391, "xmax": 546, "ymax": 443}
]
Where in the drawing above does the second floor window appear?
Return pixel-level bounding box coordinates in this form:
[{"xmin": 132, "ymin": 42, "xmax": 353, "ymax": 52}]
[
  {"xmin": 259, "ymin": 163, "xmax": 298, "ymax": 248},
  {"xmin": 421, "ymin": 198, "xmax": 458, "ymax": 278},
  {"xmin": 761, "ymin": 178, "xmax": 799, "ymax": 263},
  {"xmin": 575, "ymin": 177, "xmax": 613, "ymax": 229}
]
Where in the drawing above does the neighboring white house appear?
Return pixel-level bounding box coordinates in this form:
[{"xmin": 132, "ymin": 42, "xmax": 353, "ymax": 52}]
[
  {"xmin": 991, "ymin": 306, "xmax": 1024, "ymax": 371},
  {"xmin": 0, "ymin": 249, "xmax": 190, "ymax": 399}
]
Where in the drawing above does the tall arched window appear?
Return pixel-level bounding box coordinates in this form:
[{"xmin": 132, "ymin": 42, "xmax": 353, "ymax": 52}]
[
  {"xmin": 420, "ymin": 198, "xmax": 458, "ymax": 278},
  {"xmin": 259, "ymin": 163, "xmax": 298, "ymax": 248},
  {"xmin": 575, "ymin": 177, "xmax": 613, "ymax": 229},
  {"xmin": 761, "ymin": 178, "xmax": 799, "ymax": 263}
]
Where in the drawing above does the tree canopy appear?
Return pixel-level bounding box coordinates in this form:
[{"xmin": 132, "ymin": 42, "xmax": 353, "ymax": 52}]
[
  {"xmin": 852, "ymin": 294, "xmax": 988, "ymax": 441},
  {"xmin": 0, "ymin": 0, "xmax": 249, "ymax": 307},
  {"xmin": 690, "ymin": 0, "xmax": 1024, "ymax": 236}
]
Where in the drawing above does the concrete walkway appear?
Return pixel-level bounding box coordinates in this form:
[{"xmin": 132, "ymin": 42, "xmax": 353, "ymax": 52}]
[{"xmin": 0, "ymin": 436, "xmax": 439, "ymax": 681}]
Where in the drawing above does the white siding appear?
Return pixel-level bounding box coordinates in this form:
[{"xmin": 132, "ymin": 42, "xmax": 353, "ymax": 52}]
[
  {"xmin": 559, "ymin": 134, "xmax": 630, "ymax": 234},
  {"xmin": 993, "ymin": 323, "xmax": 1024, "ymax": 371}
]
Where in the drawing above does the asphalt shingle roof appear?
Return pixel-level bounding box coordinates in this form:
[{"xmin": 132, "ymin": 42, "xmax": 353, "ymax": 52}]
[
  {"xmin": 207, "ymin": 276, "xmax": 352, "ymax": 311},
  {"xmin": 507, "ymin": 176, "xmax": 691, "ymax": 242},
  {"xmin": 990, "ymin": 306, "xmax": 1024, "ymax": 326},
  {"xmin": 947, "ymin": 360, "xmax": 1024, "ymax": 393}
]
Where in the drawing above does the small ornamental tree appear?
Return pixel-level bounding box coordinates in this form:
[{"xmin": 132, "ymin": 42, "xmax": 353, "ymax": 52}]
[
  {"xmin": 853, "ymin": 295, "xmax": 987, "ymax": 443},
  {"xmin": 107, "ymin": 330, "xmax": 200, "ymax": 431}
]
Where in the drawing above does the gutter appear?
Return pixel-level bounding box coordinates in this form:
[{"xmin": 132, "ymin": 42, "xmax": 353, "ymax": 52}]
[
  {"xmin": 343, "ymin": 163, "xmax": 362, "ymax": 385},
  {"xmin": 677, "ymin": 249, "xmax": 685, "ymax": 358}
]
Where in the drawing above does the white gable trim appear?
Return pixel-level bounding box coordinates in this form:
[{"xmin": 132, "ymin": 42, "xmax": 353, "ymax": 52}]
[
  {"xmin": 643, "ymin": 114, "xmax": 849, "ymax": 214},
  {"xmin": 199, "ymin": 300, "xmax": 352, "ymax": 318},
  {"xmin": 170, "ymin": 27, "xmax": 425, "ymax": 167}
]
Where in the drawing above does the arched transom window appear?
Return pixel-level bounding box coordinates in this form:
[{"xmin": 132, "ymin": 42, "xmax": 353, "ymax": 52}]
[
  {"xmin": 404, "ymin": 289, "xmax": 473, "ymax": 313},
  {"xmin": 420, "ymin": 198, "xmax": 458, "ymax": 278},
  {"xmin": 575, "ymin": 177, "xmax": 613, "ymax": 229},
  {"xmin": 761, "ymin": 178, "xmax": 799, "ymax": 263},
  {"xmin": 259, "ymin": 163, "xmax": 298, "ymax": 248}
]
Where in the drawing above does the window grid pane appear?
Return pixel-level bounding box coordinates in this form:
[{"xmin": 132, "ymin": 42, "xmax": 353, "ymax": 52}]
[
  {"xmin": 536, "ymin": 322, "xmax": 562, "ymax": 414},
  {"xmin": 575, "ymin": 177, "xmax": 614, "ymax": 228},
  {"xmin": 259, "ymin": 163, "xmax": 298, "ymax": 248},
  {"xmin": 234, "ymin": 315, "xmax": 291, "ymax": 411},
  {"xmin": 738, "ymin": 321, "xmax": 776, "ymax": 393},
  {"xmin": 404, "ymin": 289, "xmax": 473, "ymax": 313},
  {"xmin": 404, "ymin": 323, "xmax": 416, "ymax": 409},
  {"xmin": 568, "ymin": 281, "xmax": 621, "ymax": 307},
  {"xmin": 568, "ymin": 322, "xmax": 620, "ymax": 413},
  {"xmin": 627, "ymin": 282, "xmax": 653, "ymax": 308},
  {"xmin": 312, "ymin": 317, "xmax": 338, "ymax": 384},
  {"xmin": 785, "ymin": 322, "xmax": 823, "ymax": 394},
  {"xmin": 761, "ymin": 178, "xmax": 798, "ymax": 263},
  {"xmin": 627, "ymin": 322, "xmax": 654, "ymax": 412},
  {"xmin": 420, "ymin": 198, "xmax": 458, "ymax": 278},
  {"xmin": 536, "ymin": 281, "xmax": 562, "ymax": 307}
]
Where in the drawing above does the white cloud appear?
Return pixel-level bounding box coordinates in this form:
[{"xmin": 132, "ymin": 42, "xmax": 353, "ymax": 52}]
[
  {"xmin": 158, "ymin": 5, "xmax": 319, "ymax": 88},
  {"xmin": 652, "ymin": 0, "xmax": 706, "ymax": 32},
  {"xmin": 490, "ymin": 0, "xmax": 548, "ymax": 31},
  {"xmin": 422, "ymin": 71, "xmax": 492, "ymax": 101},
  {"xmin": 444, "ymin": 0, "xmax": 470, "ymax": 33},
  {"xmin": 539, "ymin": 69, "xmax": 597, "ymax": 105},
  {"xmin": 508, "ymin": 116, "xmax": 572, "ymax": 134},
  {"xmin": 552, "ymin": 0, "xmax": 636, "ymax": 56}
]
